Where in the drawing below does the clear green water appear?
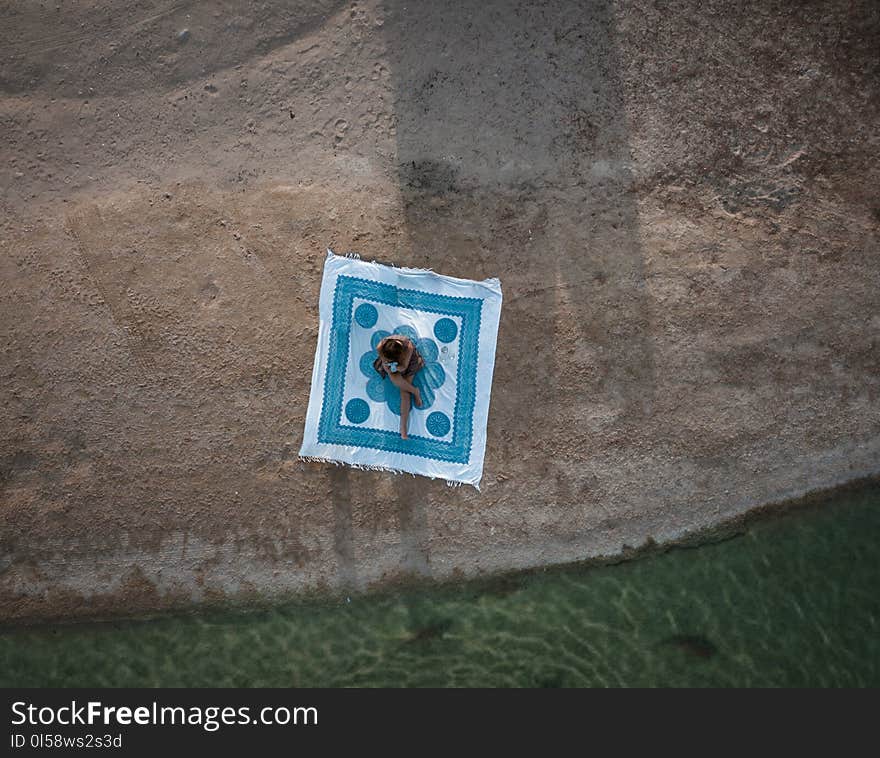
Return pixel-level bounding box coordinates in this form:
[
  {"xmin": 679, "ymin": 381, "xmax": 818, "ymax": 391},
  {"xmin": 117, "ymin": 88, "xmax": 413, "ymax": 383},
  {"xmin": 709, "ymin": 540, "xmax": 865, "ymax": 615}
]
[{"xmin": 2, "ymin": 483, "xmax": 878, "ymax": 687}]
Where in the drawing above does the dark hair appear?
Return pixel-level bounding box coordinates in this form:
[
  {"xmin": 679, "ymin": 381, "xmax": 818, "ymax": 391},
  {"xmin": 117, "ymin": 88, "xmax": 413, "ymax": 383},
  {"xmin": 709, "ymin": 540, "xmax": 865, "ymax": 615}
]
[{"xmin": 379, "ymin": 337, "xmax": 406, "ymax": 361}]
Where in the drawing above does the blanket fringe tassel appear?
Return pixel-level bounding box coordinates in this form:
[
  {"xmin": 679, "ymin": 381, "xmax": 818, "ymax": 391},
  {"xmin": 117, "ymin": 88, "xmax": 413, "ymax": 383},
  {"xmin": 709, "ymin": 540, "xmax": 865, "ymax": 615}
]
[
  {"xmin": 298, "ymin": 455, "xmax": 470, "ymax": 489},
  {"xmin": 329, "ymin": 248, "xmax": 437, "ymax": 275}
]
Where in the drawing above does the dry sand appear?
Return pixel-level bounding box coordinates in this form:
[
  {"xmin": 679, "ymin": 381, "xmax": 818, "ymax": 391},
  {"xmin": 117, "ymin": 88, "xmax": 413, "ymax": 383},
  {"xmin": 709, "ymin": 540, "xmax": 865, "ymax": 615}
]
[{"xmin": 1, "ymin": 0, "xmax": 878, "ymax": 623}]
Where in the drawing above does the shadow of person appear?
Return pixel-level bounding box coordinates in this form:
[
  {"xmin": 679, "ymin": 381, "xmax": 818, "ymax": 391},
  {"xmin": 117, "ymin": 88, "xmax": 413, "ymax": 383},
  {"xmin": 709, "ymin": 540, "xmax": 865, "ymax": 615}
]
[{"xmin": 380, "ymin": 0, "xmax": 655, "ymax": 497}]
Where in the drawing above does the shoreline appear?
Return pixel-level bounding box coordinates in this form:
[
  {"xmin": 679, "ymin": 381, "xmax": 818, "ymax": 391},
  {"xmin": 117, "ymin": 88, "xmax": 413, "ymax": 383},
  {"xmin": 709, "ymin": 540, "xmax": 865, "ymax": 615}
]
[{"xmin": 4, "ymin": 471, "xmax": 877, "ymax": 631}]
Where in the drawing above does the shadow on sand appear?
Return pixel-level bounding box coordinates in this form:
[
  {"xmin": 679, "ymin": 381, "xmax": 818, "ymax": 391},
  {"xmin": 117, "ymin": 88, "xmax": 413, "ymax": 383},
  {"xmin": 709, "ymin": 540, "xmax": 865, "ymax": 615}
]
[
  {"xmin": 379, "ymin": 0, "xmax": 656, "ymax": 550},
  {"xmin": 332, "ymin": 0, "xmax": 657, "ymax": 584}
]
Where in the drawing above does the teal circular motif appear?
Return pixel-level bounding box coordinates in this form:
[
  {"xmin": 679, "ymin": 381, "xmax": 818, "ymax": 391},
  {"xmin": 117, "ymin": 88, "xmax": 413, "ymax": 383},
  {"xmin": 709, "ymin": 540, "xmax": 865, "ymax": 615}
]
[
  {"xmin": 392, "ymin": 324, "xmax": 420, "ymax": 342},
  {"xmin": 420, "ymin": 362, "xmax": 446, "ymax": 389},
  {"xmin": 359, "ymin": 350, "xmax": 378, "ymax": 377},
  {"xmin": 355, "ymin": 303, "xmax": 379, "ymax": 329},
  {"xmin": 345, "ymin": 398, "xmax": 370, "ymax": 424},
  {"xmin": 365, "ymin": 375, "xmax": 386, "ymax": 402},
  {"xmin": 426, "ymin": 411, "xmax": 451, "ymax": 437},
  {"xmin": 434, "ymin": 318, "xmax": 458, "ymax": 343},
  {"xmin": 412, "ymin": 373, "xmax": 437, "ymax": 411},
  {"xmin": 415, "ymin": 337, "xmax": 439, "ymax": 363}
]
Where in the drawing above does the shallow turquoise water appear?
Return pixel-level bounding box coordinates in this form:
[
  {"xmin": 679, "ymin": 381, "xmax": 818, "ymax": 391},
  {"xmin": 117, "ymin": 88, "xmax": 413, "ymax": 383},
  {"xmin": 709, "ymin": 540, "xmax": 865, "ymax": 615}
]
[{"xmin": 2, "ymin": 483, "xmax": 878, "ymax": 687}]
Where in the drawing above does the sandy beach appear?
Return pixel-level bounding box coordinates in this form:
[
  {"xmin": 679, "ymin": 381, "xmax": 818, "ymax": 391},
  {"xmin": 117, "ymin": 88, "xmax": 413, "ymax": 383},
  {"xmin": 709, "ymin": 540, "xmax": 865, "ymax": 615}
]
[{"xmin": 1, "ymin": 0, "xmax": 878, "ymax": 623}]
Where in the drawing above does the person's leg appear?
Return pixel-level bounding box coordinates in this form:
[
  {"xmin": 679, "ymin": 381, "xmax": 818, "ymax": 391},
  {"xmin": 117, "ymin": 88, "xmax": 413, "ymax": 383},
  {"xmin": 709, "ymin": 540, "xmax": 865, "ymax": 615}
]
[
  {"xmin": 391, "ymin": 373, "xmax": 422, "ymax": 407},
  {"xmin": 394, "ymin": 375, "xmax": 419, "ymax": 394},
  {"xmin": 399, "ymin": 388, "xmax": 412, "ymax": 438}
]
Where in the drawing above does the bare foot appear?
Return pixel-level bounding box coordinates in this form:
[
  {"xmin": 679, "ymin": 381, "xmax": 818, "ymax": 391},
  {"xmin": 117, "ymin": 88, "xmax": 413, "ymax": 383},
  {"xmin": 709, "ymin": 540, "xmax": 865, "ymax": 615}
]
[
  {"xmin": 414, "ymin": 391, "xmax": 423, "ymax": 408},
  {"xmin": 400, "ymin": 428, "xmax": 409, "ymax": 440}
]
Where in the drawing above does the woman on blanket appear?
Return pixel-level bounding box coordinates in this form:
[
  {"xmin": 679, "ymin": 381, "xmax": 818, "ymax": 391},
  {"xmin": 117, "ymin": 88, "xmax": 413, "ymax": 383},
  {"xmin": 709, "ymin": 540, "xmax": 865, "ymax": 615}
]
[{"xmin": 373, "ymin": 335, "xmax": 424, "ymax": 439}]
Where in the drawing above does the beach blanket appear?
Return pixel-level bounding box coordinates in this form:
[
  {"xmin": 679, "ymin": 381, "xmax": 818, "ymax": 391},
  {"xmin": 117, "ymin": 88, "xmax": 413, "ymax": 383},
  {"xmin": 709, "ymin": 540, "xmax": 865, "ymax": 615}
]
[{"xmin": 299, "ymin": 249, "xmax": 503, "ymax": 491}]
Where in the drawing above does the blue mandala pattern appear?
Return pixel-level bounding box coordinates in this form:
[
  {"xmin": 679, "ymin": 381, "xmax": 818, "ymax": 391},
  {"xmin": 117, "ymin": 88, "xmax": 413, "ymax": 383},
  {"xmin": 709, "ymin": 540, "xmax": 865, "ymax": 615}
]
[
  {"xmin": 426, "ymin": 411, "xmax": 451, "ymax": 437},
  {"xmin": 358, "ymin": 324, "xmax": 447, "ymax": 418},
  {"xmin": 345, "ymin": 398, "xmax": 370, "ymax": 424},
  {"xmin": 434, "ymin": 317, "xmax": 458, "ymax": 343},
  {"xmin": 354, "ymin": 303, "xmax": 378, "ymax": 328}
]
